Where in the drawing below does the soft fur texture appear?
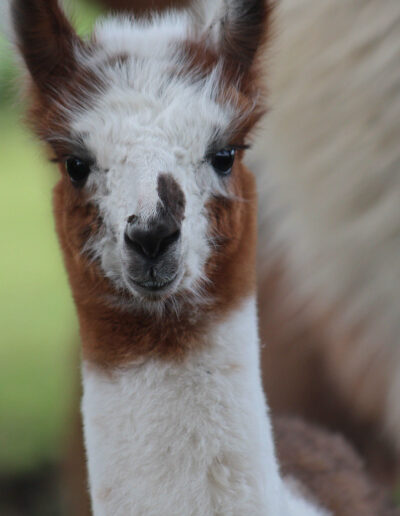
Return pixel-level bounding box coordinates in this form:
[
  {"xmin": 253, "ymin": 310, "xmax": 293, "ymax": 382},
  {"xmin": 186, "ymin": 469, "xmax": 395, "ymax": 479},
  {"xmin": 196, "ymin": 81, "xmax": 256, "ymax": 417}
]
[
  {"xmin": 246, "ymin": 0, "xmax": 400, "ymax": 456},
  {"xmin": 275, "ymin": 416, "xmax": 400, "ymax": 516}
]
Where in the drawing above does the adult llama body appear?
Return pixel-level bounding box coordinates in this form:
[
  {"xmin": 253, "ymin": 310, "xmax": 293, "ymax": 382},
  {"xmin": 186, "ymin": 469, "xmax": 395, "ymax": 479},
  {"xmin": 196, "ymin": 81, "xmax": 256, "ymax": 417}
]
[
  {"xmin": 249, "ymin": 0, "xmax": 400, "ymax": 482},
  {"xmin": 6, "ymin": 0, "xmax": 399, "ymax": 514}
]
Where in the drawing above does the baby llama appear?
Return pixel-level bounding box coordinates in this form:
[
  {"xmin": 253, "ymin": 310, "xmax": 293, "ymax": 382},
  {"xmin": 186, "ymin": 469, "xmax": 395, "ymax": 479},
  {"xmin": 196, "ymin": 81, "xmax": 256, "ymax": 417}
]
[{"xmin": 7, "ymin": 0, "xmax": 399, "ymax": 514}]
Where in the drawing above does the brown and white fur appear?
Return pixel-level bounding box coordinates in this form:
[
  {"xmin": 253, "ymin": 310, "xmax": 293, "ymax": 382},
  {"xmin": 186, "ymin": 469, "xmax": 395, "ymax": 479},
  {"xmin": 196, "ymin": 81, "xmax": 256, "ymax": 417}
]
[{"xmin": 6, "ymin": 0, "xmax": 399, "ymax": 514}]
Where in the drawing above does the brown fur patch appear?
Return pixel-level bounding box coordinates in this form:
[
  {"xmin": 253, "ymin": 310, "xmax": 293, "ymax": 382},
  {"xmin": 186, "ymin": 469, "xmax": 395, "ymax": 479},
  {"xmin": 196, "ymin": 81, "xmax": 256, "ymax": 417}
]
[
  {"xmin": 220, "ymin": 0, "xmax": 273, "ymax": 72},
  {"xmin": 157, "ymin": 173, "xmax": 185, "ymax": 224},
  {"xmin": 12, "ymin": 0, "xmax": 82, "ymax": 93},
  {"xmin": 274, "ymin": 415, "xmax": 399, "ymax": 515},
  {"xmin": 11, "ymin": 0, "xmax": 105, "ymax": 167}
]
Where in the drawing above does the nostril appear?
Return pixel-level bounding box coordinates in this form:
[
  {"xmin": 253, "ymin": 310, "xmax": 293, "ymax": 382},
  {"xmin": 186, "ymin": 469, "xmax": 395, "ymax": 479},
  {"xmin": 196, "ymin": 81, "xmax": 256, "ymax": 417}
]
[
  {"xmin": 124, "ymin": 225, "xmax": 180, "ymax": 259},
  {"xmin": 124, "ymin": 231, "xmax": 147, "ymax": 257},
  {"xmin": 158, "ymin": 229, "xmax": 180, "ymax": 255}
]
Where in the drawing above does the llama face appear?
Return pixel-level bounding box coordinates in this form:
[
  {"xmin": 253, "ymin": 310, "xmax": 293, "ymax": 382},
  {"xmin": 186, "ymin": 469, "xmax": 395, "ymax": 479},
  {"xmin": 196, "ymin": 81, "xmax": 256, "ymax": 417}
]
[
  {"xmin": 10, "ymin": 0, "xmax": 270, "ymax": 314},
  {"xmin": 62, "ymin": 40, "xmax": 241, "ymax": 306}
]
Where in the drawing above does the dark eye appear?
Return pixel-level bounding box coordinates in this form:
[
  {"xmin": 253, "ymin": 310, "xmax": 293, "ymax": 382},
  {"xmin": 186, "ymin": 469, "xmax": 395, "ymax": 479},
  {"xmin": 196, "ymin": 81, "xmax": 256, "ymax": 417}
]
[
  {"xmin": 65, "ymin": 158, "xmax": 91, "ymax": 186},
  {"xmin": 210, "ymin": 148, "xmax": 236, "ymax": 176}
]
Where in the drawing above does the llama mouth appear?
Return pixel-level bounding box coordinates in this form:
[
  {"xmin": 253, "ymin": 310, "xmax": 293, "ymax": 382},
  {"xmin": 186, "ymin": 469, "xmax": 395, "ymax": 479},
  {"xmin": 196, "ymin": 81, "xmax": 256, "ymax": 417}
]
[{"xmin": 129, "ymin": 274, "xmax": 179, "ymax": 296}]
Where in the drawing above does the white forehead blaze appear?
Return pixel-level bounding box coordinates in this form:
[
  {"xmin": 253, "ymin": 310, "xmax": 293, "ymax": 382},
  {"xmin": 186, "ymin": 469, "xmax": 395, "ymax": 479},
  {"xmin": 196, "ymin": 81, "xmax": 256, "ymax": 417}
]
[{"xmin": 69, "ymin": 14, "xmax": 241, "ymax": 297}]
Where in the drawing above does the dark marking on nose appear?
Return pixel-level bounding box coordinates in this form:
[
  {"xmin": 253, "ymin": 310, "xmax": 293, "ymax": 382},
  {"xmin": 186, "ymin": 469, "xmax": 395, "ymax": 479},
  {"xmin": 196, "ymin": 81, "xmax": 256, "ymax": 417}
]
[
  {"xmin": 157, "ymin": 173, "xmax": 185, "ymax": 223},
  {"xmin": 124, "ymin": 174, "xmax": 185, "ymax": 262}
]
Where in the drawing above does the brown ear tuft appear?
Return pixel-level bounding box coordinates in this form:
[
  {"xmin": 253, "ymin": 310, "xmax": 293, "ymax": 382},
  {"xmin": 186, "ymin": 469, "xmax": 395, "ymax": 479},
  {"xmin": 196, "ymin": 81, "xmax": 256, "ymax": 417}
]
[
  {"xmin": 221, "ymin": 0, "xmax": 273, "ymax": 70},
  {"xmin": 200, "ymin": 0, "xmax": 274, "ymax": 78},
  {"xmin": 11, "ymin": 0, "xmax": 81, "ymax": 93}
]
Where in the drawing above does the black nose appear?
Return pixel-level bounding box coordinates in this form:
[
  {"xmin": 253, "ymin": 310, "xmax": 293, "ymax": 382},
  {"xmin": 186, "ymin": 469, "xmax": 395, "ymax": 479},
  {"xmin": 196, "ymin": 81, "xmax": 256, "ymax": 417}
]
[{"xmin": 125, "ymin": 220, "xmax": 181, "ymax": 260}]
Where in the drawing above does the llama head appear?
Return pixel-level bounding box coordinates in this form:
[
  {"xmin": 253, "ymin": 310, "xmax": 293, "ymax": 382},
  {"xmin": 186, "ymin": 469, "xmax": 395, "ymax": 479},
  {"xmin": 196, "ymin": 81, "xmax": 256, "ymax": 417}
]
[{"xmin": 10, "ymin": 0, "xmax": 271, "ymax": 316}]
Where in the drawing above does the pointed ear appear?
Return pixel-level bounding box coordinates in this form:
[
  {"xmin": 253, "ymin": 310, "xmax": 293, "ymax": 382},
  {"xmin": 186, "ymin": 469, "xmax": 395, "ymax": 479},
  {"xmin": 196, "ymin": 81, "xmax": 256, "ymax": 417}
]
[
  {"xmin": 10, "ymin": 0, "xmax": 81, "ymax": 93},
  {"xmin": 192, "ymin": 0, "xmax": 272, "ymax": 73}
]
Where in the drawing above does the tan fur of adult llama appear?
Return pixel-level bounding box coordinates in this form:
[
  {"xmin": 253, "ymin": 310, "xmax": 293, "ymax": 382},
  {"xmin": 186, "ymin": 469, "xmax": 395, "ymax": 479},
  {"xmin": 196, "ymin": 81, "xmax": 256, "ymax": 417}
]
[{"xmin": 246, "ymin": 0, "xmax": 400, "ymax": 463}]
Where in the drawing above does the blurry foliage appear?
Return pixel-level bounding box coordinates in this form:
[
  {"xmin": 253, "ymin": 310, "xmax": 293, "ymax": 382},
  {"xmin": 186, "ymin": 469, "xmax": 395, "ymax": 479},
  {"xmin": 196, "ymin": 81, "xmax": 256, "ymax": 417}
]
[
  {"xmin": 0, "ymin": 36, "xmax": 18, "ymax": 109},
  {"xmin": 0, "ymin": 1, "xmax": 101, "ymax": 476}
]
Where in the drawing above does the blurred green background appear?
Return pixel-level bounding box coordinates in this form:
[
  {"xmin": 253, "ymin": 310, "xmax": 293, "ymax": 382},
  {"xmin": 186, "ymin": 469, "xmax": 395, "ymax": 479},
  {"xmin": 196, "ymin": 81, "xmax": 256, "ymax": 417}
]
[{"xmin": 0, "ymin": 2, "xmax": 101, "ymax": 514}]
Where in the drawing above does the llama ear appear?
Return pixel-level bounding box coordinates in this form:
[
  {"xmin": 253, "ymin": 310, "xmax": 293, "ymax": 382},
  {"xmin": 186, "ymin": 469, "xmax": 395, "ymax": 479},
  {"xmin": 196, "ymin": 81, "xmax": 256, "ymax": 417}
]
[
  {"xmin": 191, "ymin": 0, "xmax": 272, "ymax": 73},
  {"xmin": 10, "ymin": 0, "xmax": 81, "ymax": 93}
]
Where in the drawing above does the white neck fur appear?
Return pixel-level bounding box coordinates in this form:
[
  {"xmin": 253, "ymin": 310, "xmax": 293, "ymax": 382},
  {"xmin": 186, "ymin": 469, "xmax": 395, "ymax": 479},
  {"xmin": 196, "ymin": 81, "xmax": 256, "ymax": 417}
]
[{"xmin": 82, "ymin": 297, "xmax": 327, "ymax": 515}]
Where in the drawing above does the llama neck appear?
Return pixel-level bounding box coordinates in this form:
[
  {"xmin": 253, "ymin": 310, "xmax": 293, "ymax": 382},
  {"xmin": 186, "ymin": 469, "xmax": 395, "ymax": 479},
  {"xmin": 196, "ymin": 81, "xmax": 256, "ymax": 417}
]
[{"xmin": 81, "ymin": 296, "xmax": 324, "ymax": 516}]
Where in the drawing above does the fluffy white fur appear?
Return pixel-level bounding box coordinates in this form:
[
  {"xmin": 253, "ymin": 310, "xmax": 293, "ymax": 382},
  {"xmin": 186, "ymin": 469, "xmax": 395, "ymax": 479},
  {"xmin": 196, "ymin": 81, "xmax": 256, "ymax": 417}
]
[
  {"xmin": 246, "ymin": 0, "xmax": 400, "ymax": 447},
  {"xmin": 82, "ymin": 297, "xmax": 327, "ymax": 516}
]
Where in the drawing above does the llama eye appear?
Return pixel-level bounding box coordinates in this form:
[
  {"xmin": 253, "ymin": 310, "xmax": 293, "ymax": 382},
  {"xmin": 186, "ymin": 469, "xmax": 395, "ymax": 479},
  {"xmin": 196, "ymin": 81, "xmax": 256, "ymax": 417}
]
[
  {"xmin": 210, "ymin": 148, "xmax": 236, "ymax": 176},
  {"xmin": 65, "ymin": 158, "xmax": 91, "ymax": 186}
]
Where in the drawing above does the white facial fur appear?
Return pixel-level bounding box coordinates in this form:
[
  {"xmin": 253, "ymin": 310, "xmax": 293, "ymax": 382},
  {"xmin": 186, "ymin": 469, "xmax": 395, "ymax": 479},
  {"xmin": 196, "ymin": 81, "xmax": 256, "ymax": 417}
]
[{"xmin": 67, "ymin": 14, "xmax": 243, "ymax": 308}]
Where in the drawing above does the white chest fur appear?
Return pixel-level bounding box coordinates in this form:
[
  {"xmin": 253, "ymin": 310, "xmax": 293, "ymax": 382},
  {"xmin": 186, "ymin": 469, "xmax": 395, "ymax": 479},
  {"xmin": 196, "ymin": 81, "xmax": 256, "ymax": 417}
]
[{"xmin": 82, "ymin": 298, "xmax": 327, "ymax": 516}]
